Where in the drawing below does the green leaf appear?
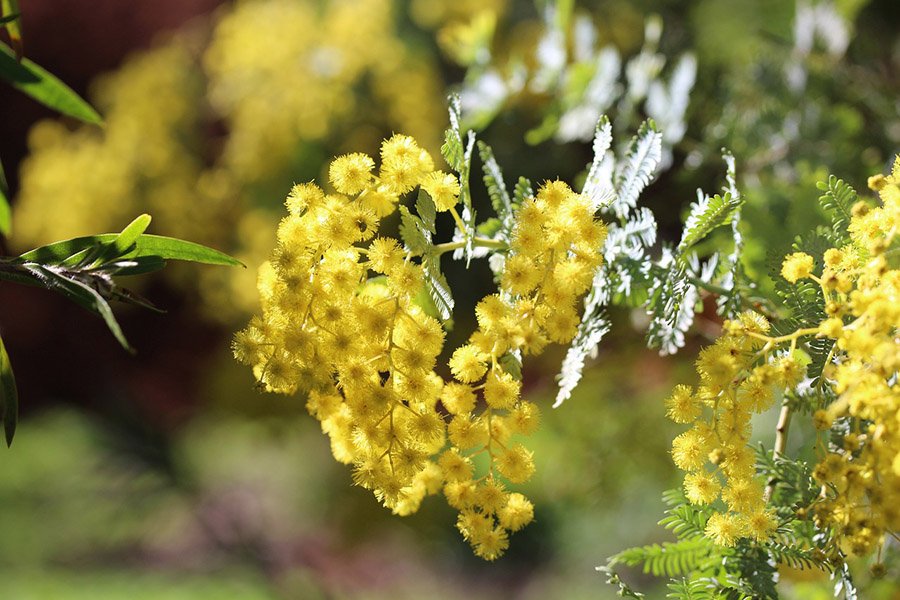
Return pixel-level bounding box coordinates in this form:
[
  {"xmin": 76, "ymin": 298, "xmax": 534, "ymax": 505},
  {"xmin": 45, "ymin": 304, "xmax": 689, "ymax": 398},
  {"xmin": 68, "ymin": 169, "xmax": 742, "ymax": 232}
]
[
  {"xmin": 89, "ymin": 213, "xmax": 152, "ymax": 267},
  {"xmin": 476, "ymin": 217, "xmax": 503, "ymax": 238},
  {"xmin": 441, "ymin": 95, "xmax": 465, "ymax": 172},
  {"xmin": 476, "ymin": 141, "xmax": 513, "ymax": 225},
  {"xmin": 817, "ymin": 175, "xmax": 857, "ymax": 245},
  {"xmin": 398, "ymin": 206, "xmax": 430, "ymax": 256},
  {"xmin": 611, "ymin": 537, "xmax": 712, "ymax": 577},
  {"xmin": 422, "ymin": 252, "xmax": 454, "ymax": 324},
  {"xmin": 0, "ymin": 156, "xmax": 10, "ymax": 236},
  {"xmin": 1, "ymin": 0, "xmax": 22, "ymax": 59},
  {"xmin": 415, "ymin": 189, "xmax": 437, "ymax": 234},
  {"xmin": 18, "ymin": 233, "xmax": 242, "ymax": 268},
  {"xmin": 0, "ymin": 41, "xmax": 102, "ymax": 125},
  {"xmin": 513, "ymin": 176, "xmax": 534, "ymax": 205},
  {"xmin": 498, "ymin": 351, "xmax": 522, "ymax": 380},
  {"xmin": 678, "ymin": 192, "xmax": 743, "ymax": 253},
  {"xmin": 23, "ymin": 264, "xmax": 134, "ymax": 352},
  {"xmin": 113, "ymin": 214, "xmax": 152, "ymax": 255},
  {"xmin": 0, "ymin": 332, "xmax": 18, "ymax": 447}
]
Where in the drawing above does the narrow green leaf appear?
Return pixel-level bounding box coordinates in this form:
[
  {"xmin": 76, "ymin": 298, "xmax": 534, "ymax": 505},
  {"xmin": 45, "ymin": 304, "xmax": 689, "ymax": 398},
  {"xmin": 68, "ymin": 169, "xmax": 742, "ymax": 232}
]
[
  {"xmin": 415, "ymin": 189, "xmax": 437, "ymax": 234},
  {"xmin": 90, "ymin": 213, "xmax": 153, "ymax": 266},
  {"xmin": 114, "ymin": 214, "xmax": 152, "ymax": 255},
  {"xmin": 0, "ymin": 41, "xmax": 102, "ymax": 125},
  {"xmin": 18, "ymin": 233, "xmax": 242, "ymax": 267},
  {"xmin": 0, "ymin": 156, "xmax": 10, "ymax": 236},
  {"xmin": 0, "ymin": 332, "xmax": 18, "ymax": 446},
  {"xmin": 0, "ymin": 0, "xmax": 22, "ymax": 59}
]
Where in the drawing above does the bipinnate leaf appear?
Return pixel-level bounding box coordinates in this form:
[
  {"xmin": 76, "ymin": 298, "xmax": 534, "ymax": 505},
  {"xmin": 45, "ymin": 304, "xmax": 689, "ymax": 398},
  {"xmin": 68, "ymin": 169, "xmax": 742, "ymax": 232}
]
[
  {"xmin": 817, "ymin": 175, "xmax": 856, "ymax": 244},
  {"xmin": 0, "ymin": 41, "xmax": 102, "ymax": 125},
  {"xmin": 677, "ymin": 192, "xmax": 742, "ymax": 253},
  {"xmin": 582, "ymin": 116, "xmax": 615, "ymax": 210},
  {"xmin": 613, "ymin": 120, "xmax": 662, "ymax": 218},
  {"xmin": 0, "ymin": 332, "xmax": 17, "ymax": 446},
  {"xmin": 477, "ymin": 141, "xmax": 513, "ymax": 227}
]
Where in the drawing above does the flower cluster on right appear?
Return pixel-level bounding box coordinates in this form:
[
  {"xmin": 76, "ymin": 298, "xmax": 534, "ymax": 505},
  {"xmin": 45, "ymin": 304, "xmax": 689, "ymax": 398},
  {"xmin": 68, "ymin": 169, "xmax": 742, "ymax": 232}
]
[{"xmin": 667, "ymin": 158, "xmax": 900, "ymax": 556}]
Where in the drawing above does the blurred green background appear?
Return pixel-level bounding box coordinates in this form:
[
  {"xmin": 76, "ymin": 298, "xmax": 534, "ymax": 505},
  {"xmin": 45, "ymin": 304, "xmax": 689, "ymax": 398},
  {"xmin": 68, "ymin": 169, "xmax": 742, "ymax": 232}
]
[{"xmin": 0, "ymin": 0, "xmax": 898, "ymax": 597}]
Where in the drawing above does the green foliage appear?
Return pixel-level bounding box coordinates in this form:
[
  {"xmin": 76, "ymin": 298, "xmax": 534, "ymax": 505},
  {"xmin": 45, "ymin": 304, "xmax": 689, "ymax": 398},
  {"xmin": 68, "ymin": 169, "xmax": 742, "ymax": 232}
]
[
  {"xmin": 666, "ymin": 578, "xmax": 719, "ymax": 600},
  {"xmin": 476, "ymin": 141, "xmax": 515, "ymax": 236},
  {"xmin": 0, "ymin": 332, "xmax": 17, "ymax": 446},
  {"xmin": 415, "ymin": 189, "xmax": 437, "ymax": 234},
  {"xmin": 612, "ymin": 537, "xmax": 712, "ymax": 577},
  {"xmin": 0, "ymin": 215, "xmax": 239, "ymax": 445},
  {"xmin": 678, "ymin": 193, "xmax": 742, "ymax": 253},
  {"xmin": 817, "ymin": 176, "xmax": 857, "ymax": 245},
  {"xmin": 0, "ymin": 42, "xmax": 101, "ymax": 125},
  {"xmin": 0, "ymin": 157, "xmax": 10, "ymax": 237},
  {"xmin": 0, "ymin": 0, "xmax": 21, "ymax": 58}
]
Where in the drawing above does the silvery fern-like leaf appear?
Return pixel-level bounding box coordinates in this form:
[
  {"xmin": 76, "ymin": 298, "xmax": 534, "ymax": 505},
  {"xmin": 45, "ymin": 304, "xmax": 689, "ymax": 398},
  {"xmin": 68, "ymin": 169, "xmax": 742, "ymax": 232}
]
[
  {"xmin": 716, "ymin": 151, "xmax": 746, "ymax": 318},
  {"xmin": 612, "ymin": 121, "xmax": 662, "ymax": 218},
  {"xmin": 530, "ymin": 2, "xmax": 566, "ymax": 93},
  {"xmin": 605, "ymin": 207, "xmax": 657, "ymax": 263},
  {"xmin": 422, "ymin": 253, "xmax": 454, "ymax": 323},
  {"xmin": 477, "ymin": 141, "xmax": 514, "ymax": 237},
  {"xmin": 623, "ymin": 17, "xmax": 664, "ymax": 103},
  {"xmin": 556, "ymin": 47, "xmax": 622, "ymax": 143},
  {"xmin": 582, "ymin": 116, "xmax": 616, "ymax": 210},
  {"xmin": 646, "ymin": 53, "xmax": 696, "ymax": 168},
  {"xmin": 646, "ymin": 248, "xmax": 698, "ymax": 355},
  {"xmin": 554, "ymin": 311, "xmax": 610, "ymax": 407}
]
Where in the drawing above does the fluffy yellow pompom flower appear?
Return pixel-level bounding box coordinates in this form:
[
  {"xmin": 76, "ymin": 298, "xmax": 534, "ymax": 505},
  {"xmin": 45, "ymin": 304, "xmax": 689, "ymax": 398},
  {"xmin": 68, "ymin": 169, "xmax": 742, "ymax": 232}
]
[
  {"xmin": 449, "ymin": 344, "xmax": 488, "ymax": 382},
  {"xmin": 705, "ymin": 513, "xmax": 743, "ymax": 547},
  {"xmin": 329, "ymin": 152, "xmax": 375, "ymax": 194},
  {"xmin": 684, "ymin": 471, "xmax": 721, "ymax": 505},
  {"xmin": 665, "ymin": 384, "xmax": 700, "ymax": 424},
  {"xmin": 421, "ymin": 170, "xmax": 460, "ymax": 211},
  {"xmin": 498, "ymin": 493, "xmax": 534, "ymax": 532},
  {"xmin": 781, "ymin": 252, "xmax": 815, "ymax": 283}
]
